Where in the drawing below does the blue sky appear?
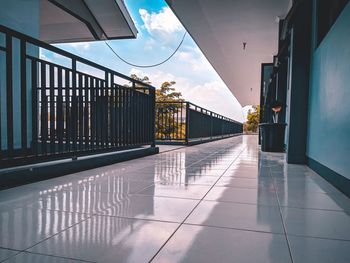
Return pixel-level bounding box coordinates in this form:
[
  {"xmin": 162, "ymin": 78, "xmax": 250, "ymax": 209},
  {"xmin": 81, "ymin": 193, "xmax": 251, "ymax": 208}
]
[{"xmin": 42, "ymin": 0, "xmax": 247, "ymax": 122}]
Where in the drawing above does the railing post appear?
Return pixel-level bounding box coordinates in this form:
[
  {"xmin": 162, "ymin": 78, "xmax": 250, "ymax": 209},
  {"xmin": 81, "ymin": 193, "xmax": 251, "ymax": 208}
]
[
  {"xmin": 20, "ymin": 39, "xmax": 27, "ymax": 153},
  {"xmin": 185, "ymin": 102, "xmax": 190, "ymax": 145},
  {"xmin": 71, "ymin": 58, "xmax": 77, "ymax": 155},
  {"xmin": 6, "ymin": 34, "xmax": 14, "ymax": 155},
  {"xmin": 210, "ymin": 112, "xmax": 213, "ymax": 139},
  {"xmin": 150, "ymin": 88, "xmax": 156, "ymax": 147}
]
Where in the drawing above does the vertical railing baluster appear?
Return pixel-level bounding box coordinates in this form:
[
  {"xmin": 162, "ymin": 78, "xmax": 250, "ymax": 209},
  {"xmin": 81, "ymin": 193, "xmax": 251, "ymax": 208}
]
[
  {"xmin": 112, "ymin": 85, "xmax": 116, "ymax": 147},
  {"xmin": 150, "ymin": 88, "xmax": 155, "ymax": 147},
  {"xmin": 6, "ymin": 34, "xmax": 14, "ymax": 155},
  {"xmin": 92, "ymin": 78, "xmax": 96, "ymax": 149},
  {"xmin": 121, "ymin": 87, "xmax": 125, "ymax": 147},
  {"xmin": 96, "ymin": 79, "xmax": 100, "ymax": 148},
  {"xmin": 65, "ymin": 70, "xmax": 70, "ymax": 152},
  {"xmin": 185, "ymin": 102, "xmax": 190, "ymax": 144},
  {"xmin": 40, "ymin": 62, "xmax": 47, "ymax": 155},
  {"xmin": 117, "ymin": 86, "xmax": 122, "ymax": 147},
  {"xmin": 78, "ymin": 74, "xmax": 83, "ymax": 151},
  {"xmin": 31, "ymin": 60, "xmax": 38, "ymax": 155},
  {"xmin": 71, "ymin": 59, "xmax": 77, "ymax": 153},
  {"xmin": 84, "ymin": 75, "xmax": 89, "ymax": 150},
  {"xmin": 49, "ymin": 65, "xmax": 55, "ymax": 154},
  {"xmin": 57, "ymin": 67, "xmax": 63, "ymax": 153},
  {"xmin": 20, "ymin": 40, "xmax": 27, "ymax": 153}
]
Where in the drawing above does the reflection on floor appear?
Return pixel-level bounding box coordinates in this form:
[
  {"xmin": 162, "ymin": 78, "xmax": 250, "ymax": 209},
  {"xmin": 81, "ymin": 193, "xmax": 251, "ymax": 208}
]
[{"xmin": 0, "ymin": 135, "xmax": 350, "ymax": 263}]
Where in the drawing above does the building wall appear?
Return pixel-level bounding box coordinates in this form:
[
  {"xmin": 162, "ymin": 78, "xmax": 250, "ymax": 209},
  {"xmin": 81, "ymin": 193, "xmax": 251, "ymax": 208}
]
[
  {"xmin": 307, "ymin": 2, "xmax": 350, "ymax": 179},
  {"xmin": 0, "ymin": 0, "xmax": 40, "ymax": 150}
]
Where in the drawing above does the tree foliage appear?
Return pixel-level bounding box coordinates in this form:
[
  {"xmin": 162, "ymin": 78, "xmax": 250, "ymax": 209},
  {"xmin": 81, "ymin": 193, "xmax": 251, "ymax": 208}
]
[
  {"xmin": 244, "ymin": 105, "xmax": 260, "ymax": 133},
  {"xmin": 130, "ymin": 74, "xmax": 185, "ymax": 140},
  {"xmin": 156, "ymin": 81, "xmax": 183, "ymax": 102}
]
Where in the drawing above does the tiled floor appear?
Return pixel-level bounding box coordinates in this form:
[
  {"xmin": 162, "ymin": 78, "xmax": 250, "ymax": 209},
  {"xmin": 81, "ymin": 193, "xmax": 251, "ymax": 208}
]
[{"xmin": 1, "ymin": 135, "xmax": 350, "ymax": 263}]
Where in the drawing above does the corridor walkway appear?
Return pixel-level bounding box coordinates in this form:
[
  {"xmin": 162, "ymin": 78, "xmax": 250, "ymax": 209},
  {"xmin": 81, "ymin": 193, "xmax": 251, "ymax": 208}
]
[{"xmin": 0, "ymin": 136, "xmax": 350, "ymax": 263}]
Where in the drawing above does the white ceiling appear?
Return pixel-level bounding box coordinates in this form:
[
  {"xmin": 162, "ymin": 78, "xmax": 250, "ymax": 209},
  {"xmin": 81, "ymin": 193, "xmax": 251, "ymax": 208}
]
[{"xmin": 166, "ymin": 0, "xmax": 292, "ymax": 106}]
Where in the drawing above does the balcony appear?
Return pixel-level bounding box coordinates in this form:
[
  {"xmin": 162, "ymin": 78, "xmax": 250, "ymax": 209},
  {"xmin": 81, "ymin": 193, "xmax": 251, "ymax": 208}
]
[
  {"xmin": 1, "ymin": 135, "xmax": 350, "ymax": 262},
  {"xmin": 0, "ymin": 25, "xmax": 157, "ymax": 170},
  {"xmin": 1, "ymin": 1, "xmax": 350, "ymax": 261},
  {"xmin": 155, "ymin": 101, "xmax": 243, "ymax": 145}
]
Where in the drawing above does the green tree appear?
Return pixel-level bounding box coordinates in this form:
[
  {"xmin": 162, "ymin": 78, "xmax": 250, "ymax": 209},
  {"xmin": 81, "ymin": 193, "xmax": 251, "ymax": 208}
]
[
  {"xmin": 129, "ymin": 74, "xmax": 185, "ymax": 140},
  {"xmin": 155, "ymin": 81, "xmax": 185, "ymax": 140},
  {"xmin": 129, "ymin": 74, "xmax": 151, "ymax": 87},
  {"xmin": 244, "ymin": 105, "xmax": 260, "ymax": 133}
]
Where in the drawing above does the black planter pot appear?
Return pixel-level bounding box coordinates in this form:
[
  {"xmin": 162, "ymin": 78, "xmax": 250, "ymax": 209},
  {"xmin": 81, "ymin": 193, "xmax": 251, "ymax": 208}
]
[{"xmin": 259, "ymin": 123, "xmax": 287, "ymax": 152}]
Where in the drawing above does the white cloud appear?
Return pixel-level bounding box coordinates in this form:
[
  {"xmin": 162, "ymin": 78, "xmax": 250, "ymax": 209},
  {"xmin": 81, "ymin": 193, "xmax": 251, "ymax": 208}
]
[
  {"xmin": 139, "ymin": 7, "xmax": 184, "ymax": 36},
  {"xmin": 65, "ymin": 42, "xmax": 91, "ymax": 51},
  {"xmin": 39, "ymin": 51, "xmax": 52, "ymax": 62},
  {"xmin": 129, "ymin": 68, "xmax": 244, "ymax": 122},
  {"xmin": 176, "ymin": 49, "xmax": 212, "ymax": 72}
]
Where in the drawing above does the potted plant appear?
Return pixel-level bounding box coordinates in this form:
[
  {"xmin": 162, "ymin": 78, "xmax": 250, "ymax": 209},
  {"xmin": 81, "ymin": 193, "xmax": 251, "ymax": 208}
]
[{"xmin": 259, "ymin": 101, "xmax": 286, "ymax": 152}]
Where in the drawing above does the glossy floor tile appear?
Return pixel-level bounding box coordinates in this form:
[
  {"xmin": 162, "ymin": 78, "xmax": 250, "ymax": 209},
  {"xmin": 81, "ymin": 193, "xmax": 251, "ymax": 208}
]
[
  {"xmin": 185, "ymin": 201, "xmax": 284, "ymax": 233},
  {"xmin": 215, "ymin": 176, "xmax": 274, "ymax": 189},
  {"xmin": 204, "ymin": 186, "xmax": 279, "ymax": 206},
  {"xmin": 137, "ymin": 183, "xmax": 211, "ymax": 200},
  {"xmin": 152, "ymin": 224, "xmax": 292, "ymax": 263},
  {"xmin": 274, "ymin": 176, "xmax": 339, "ymax": 194},
  {"xmin": 98, "ymin": 195, "xmax": 198, "ymax": 222},
  {"xmin": 0, "ymin": 207, "xmax": 87, "ymax": 250},
  {"xmin": 278, "ymin": 191, "xmax": 350, "ymax": 211},
  {"xmin": 29, "ymin": 216, "xmax": 178, "ymax": 263},
  {"xmin": 288, "ymin": 236, "xmax": 350, "ymax": 263},
  {"xmin": 282, "ymin": 207, "xmax": 350, "ymax": 240},
  {"xmin": 3, "ymin": 252, "xmax": 91, "ymax": 263},
  {"xmin": 0, "ymin": 248, "xmax": 18, "ymax": 262},
  {"xmin": 1, "ymin": 135, "xmax": 350, "ymax": 262}
]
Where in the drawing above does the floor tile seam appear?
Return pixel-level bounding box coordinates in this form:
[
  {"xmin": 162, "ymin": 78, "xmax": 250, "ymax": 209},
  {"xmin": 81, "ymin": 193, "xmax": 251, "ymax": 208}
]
[
  {"xmin": 274, "ymin": 189, "xmax": 349, "ymax": 197},
  {"xmin": 132, "ymin": 182, "xmax": 161, "ymax": 195},
  {"xmin": 157, "ymin": 146, "xmax": 188, "ymax": 154},
  {"xmin": 27, "ymin": 207, "xmax": 99, "ymax": 217},
  {"xmin": 86, "ymin": 213, "xmax": 184, "ymax": 225},
  {"xmin": 286, "ymin": 233, "xmax": 350, "ymax": 242},
  {"xmin": 136, "ymin": 147, "xmax": 241, "ymax": 198},
  {"xmin": 203, "ymin": 198, "xmax": 280, "ymax": 206},
  {"xmin": 199, "ymin": 199, "xmax": 282, "ymax": 208},
  {"xmin": 132, "ymin": 193, "xmax": 202, "ymax": 201},
  {"xmin": 222, "ymin": 175, "xmax": 271, "ymax": 179},
  {"xmin": 148, "ymin": 145, "xmax": 247, "ymax": 262},
  {"xmin": 22, "ymin": 215, "xmax": 93, "ymax": 254},
  {"xmin": 155, "ymin": 140, "xmax": 232, "ymax": 157},
  {"xmin": 278, "ymin": 204, "xmax": 350, "ymax": 213},
  {"xmin": 15, "ymin": 251, "xmax": 97, "ymax": 263},
  {"xmin": 0, "ymin": 249, "xmax": 22, "ymax": 263},
  {"xmin": 0, "ymin": 216, "xmax": 93, "ymax": 263},
  {"xmin": 156, "ymin": 182, "xmax": 216, "ymax": 187},
  {"xmin": 269, "ymin": 166, "xmax": 295, "ymax": 263},
  {"xmin": 0, "ymin": 247, "xmax": 20, "ymax": 253},
  {"xmin": 183, "ymin": 168, "xmax": 229, "ymax": 171},
  {"xmin": 149, "ymin": 145, "xmax": 246, "ymax": 262},
  {"xmin": 182, "ymin": 222, "xmax": 285, "ymax": 235},
  {"xmin": 30, "ymin": 185, "xmax": 155, "ymax": 196},
  {"xmin": 213, "ymin": 184, "xmax": 275, "ymax": 190}
]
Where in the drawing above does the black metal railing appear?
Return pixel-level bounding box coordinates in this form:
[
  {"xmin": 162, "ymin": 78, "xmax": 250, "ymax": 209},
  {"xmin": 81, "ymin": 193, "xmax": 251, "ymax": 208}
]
[
  {"xmin": 0, "ymin": 25, "xmax": 155, "ymax": 168},
  {"xmin": 155, "ymin": 101, "xmax": 242, "ymax": 144}
]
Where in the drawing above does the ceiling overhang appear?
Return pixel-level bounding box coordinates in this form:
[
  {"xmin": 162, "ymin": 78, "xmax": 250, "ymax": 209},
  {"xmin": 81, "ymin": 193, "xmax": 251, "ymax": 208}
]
[
  {"xmin": 40, "ymin": 0, "xmax": 137, "ymax": 44},
  {"xmin": 166, "ymin": 0, "xmax": 292, "ymax": 106}
]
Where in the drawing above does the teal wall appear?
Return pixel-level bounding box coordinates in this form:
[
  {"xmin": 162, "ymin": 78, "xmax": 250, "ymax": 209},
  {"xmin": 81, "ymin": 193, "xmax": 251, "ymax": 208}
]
[
  {"xmin": 0, "ymin": 0, "xmax": 40, "ymax": 150},
  {"xmin": 307, "ymin": 2, "xmax": 350, "ymax": 179}
]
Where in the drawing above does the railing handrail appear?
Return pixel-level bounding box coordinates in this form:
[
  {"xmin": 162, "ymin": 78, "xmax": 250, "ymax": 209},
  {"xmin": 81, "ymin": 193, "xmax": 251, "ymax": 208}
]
[
  {"xmin": 0, "ymin": 24, "xmax": 155, "ymax": 90},
  {"xmin": 155, "ymin": 101, "xmax": 242, "ymax": 125}
]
